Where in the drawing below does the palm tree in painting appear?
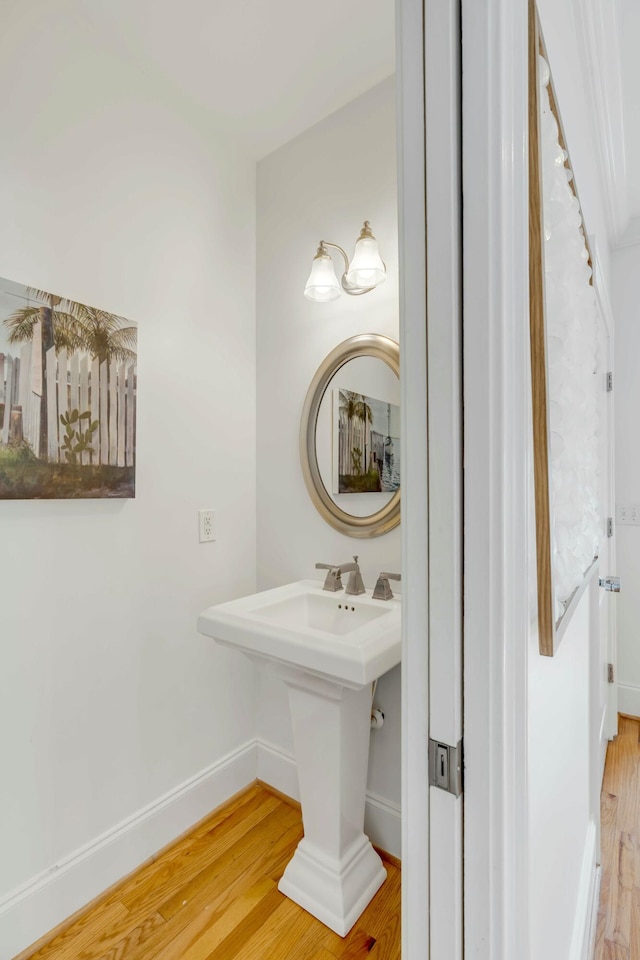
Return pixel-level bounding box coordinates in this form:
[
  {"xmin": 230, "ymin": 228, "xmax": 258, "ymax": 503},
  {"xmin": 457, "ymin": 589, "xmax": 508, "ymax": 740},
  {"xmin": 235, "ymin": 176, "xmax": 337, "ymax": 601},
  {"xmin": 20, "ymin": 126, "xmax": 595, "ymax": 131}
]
[
  {"xmin": 340, "ymin": 391, "xmax": 361, "ymax": 474},
  {"xmin": 355, "ymin": 394, "xmax": 373, "ymax": 472},
  {"xmin": 4, "ymin": 290, "xmax": 137, "ymax": 364},
  {"xmin": 3, "ymin": 288, "xmax": 136, "ymax": 457},
  {"xmin": 339, "ymin": 390, "xmax": 374, "ymax": 476}
]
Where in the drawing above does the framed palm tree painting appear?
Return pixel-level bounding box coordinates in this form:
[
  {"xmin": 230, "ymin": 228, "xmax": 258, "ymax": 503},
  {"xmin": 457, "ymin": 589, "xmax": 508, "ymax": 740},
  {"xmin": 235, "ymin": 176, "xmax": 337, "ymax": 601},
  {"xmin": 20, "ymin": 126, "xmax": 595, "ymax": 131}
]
[
  {"xmin": 0, "ymin": 277, "xmax": 137, "ymax": 499},
  {"xmin": 334, "ymin": 389, "xmax": 400, "ymax": 494}
]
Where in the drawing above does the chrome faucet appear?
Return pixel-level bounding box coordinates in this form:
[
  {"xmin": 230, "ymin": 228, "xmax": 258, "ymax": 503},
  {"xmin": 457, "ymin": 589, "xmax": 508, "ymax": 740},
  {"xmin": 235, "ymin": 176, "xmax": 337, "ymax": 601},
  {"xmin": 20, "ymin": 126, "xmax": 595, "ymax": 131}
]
[
  {"xmin": 315, "ymin": 563, "xmax": 344, "ymax": 592},
  {"xmin": 316, "ymin": 557, "xmax": 365, "ymax": 595},
  {"xmin": 341, "ymin": 556, "xmax": 366, "ymax": 596},
  {"xmin": 372, "ymin": 571, "xmax": 401, "ymax": 600}
]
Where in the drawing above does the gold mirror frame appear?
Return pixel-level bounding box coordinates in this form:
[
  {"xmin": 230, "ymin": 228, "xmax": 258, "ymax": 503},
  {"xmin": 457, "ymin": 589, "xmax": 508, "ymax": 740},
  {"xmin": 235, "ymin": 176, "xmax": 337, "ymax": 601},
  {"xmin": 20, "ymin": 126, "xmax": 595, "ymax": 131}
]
[{"xmin": 300, "ymin": 333, "xmax": 400, "ymax": 538}]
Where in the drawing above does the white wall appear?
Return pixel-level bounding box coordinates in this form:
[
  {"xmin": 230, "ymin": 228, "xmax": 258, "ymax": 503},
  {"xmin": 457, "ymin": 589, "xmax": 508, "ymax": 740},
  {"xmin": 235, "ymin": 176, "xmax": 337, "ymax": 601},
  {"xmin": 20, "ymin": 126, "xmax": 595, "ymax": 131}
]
[
  {"xmin": 255, "ymin": 79, "xmax": 401, "ymax": 841},
  {"xmin": 612, "ymin": 244, "xmax": 640, "ymax": 715},
  {"xmin": 0, "ymin": 4, "xmax": 257, "ymax": 954},
  {"xmin": 528, "ymin": 587, "xmax": 596, "ymax": 960}
]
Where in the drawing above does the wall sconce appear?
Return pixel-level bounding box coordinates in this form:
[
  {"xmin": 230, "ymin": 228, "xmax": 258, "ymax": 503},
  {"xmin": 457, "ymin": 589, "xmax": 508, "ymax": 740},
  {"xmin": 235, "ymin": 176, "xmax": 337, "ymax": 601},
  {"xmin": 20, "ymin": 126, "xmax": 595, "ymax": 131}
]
[{"xmin": 303, "ymin": 221, "xmax": 386, "ymax": 302}]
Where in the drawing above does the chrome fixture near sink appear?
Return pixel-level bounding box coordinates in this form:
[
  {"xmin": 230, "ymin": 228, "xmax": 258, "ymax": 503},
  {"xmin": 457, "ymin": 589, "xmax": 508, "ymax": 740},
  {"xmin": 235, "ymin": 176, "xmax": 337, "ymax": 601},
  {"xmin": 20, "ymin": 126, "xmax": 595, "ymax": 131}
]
[
  {"xmin": 315, "ymin": 562, "xmax": 344, "ymax": 592},
  {"xmin": 316, "ymin": 556, "xmax": 365, "ymax": 596},
  {"xmin": 372, "ymin": 571, "xmax": 401, "ymax": 601}
]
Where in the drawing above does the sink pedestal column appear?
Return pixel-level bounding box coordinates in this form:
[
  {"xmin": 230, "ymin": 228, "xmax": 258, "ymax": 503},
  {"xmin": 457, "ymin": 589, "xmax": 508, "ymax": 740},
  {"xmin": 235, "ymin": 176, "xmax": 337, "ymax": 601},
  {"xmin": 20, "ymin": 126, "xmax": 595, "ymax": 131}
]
[{"xmin": 274, "ymin": 667, "xmax": 386, "ymax": 937}]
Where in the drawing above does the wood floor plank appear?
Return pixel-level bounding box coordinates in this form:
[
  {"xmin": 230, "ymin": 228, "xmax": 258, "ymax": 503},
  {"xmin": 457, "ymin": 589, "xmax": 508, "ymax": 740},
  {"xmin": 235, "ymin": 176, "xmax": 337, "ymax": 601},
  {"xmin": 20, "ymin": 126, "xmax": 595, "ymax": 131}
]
[
  {"xmin": 154, "ymin": 877, "xmax": 278, "ymax": 960},
  {"xmin": 11, "ymin": 788, "xmax": 264, "ymax": 960},
  {"xmin": 596, "ymin": 716, "xmax": 640, "ymax": 960},
  {"xmin": 368, "ymin": 914, "xmax": 400, "ymax": 960},
  {"xmin": 17, "ymin": 783, "xmax": 400, "ymax": 960},
  {"xmin": 327, "ymin": 929, "xmax": 377, "ymax": 958},
  {"xmin": 24, "ymin": 904, "xmax": 131, "ymax": 960},
  {"xmin": 354, "ymin": 866, "xmax": 401, "ymax": 941},
  {"xmin": 273, "ymin": 921, "xmax": 335, "ymax": 960},
  {"xmin": 157, "ymin": 804, "xmax": 300, "ymax": 920},
  {"xmin": 208, "ymin": 894, "xmax": 313, "ymax": 960},
  {"xmin": 603, "ymin": 939, "xmax": 629, "ymax": 960},
  {"xmin": 630, "ymin": 887, "xmax": 640, "ymax": 960},
  {"xmin": 611, "ymin": 833, "xmax": 635, "ymax": 949},
  {"xmin": 58, "ymin": 794, "xmax": 286, "ymax": 960},
  {"xmin": 92, "ymin": 913, "xmax": 165, "ymax": 960},
  {"xmin": 120, "ymin": 792, "xmax": 282, "ymax": 913},
  {"xmin": 103, "ymin": 821, "xmax": 304, "ymax": 960}
]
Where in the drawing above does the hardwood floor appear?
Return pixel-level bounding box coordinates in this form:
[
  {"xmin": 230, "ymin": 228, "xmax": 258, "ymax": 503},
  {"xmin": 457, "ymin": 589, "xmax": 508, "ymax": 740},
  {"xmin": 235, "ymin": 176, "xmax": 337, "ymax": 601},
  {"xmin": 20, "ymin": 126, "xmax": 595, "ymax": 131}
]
[
  {"xmin": 15, "ymin": 783, "xmax": 400, "ymax": 960},
  {"xmin": 595, "ymin": 715, "xmax": 640, "ymax": 960}
]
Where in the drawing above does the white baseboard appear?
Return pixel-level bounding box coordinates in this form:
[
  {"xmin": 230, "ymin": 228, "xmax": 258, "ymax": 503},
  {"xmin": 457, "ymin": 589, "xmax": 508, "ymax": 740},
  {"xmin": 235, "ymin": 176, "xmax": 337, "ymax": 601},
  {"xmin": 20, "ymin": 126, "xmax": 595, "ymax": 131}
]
[
  {"xmin": 569, "ymin": 819, "xmax": 598, "ymax": 960},
  {"xmin": 256, "ymin": 738, "xmax": 301, "ymax": 802},
  {"xmin": 255, "ymin": 738, "xmax": 401, "ymax": 860},
  {"xmin": 0, "ymin": 740, "xmax": 257, "ymax": 960},
  {"xmin": 617, "ymin": 681, "xmax": 640, "ymax": 719},
  {"xmin": 585, "ymin": 866, "xmax": 601, "ymax": 960},
  {"xmin": 363, "ymin": 791, "xmax": 402, "ymax": 859}
]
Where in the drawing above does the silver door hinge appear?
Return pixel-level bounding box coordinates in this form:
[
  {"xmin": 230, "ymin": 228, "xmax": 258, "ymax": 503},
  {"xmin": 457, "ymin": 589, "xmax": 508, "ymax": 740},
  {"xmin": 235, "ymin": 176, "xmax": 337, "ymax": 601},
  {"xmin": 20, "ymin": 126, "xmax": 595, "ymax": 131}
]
[
  {"xmin": 608, "ymin": 663, "xmax": 614, "ymax": 684},
  {"xmin": 429, "ymin": 738, "xmax": 463, "ymax": 797},
  {"xmin": 607, "ymin": 371, "xmax": 613, "ymax": 392},
  {"xmin": 607, "ymin": 517, "xmax": 614, "ymax": 538}
]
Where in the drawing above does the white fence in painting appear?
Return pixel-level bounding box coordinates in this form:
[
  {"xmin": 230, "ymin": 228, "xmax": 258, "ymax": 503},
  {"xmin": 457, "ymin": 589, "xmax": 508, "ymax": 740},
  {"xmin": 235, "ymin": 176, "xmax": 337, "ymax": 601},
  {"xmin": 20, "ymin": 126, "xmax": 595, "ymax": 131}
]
[
  {"xmin": 0, "ymin": 344, "xmax": 136, "ymax": 466},
  {"xmin": 338, "ymin": 407, "xmax": 375, "ymax": 476}
]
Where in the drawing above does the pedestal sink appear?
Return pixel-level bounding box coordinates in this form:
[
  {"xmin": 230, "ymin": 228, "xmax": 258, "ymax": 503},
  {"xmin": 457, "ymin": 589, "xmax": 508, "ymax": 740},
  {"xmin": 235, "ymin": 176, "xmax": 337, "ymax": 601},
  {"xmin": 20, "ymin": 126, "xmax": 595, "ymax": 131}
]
[{"xmin": 197, "ymin": 579, "xmax": 401, "ymax": 936}]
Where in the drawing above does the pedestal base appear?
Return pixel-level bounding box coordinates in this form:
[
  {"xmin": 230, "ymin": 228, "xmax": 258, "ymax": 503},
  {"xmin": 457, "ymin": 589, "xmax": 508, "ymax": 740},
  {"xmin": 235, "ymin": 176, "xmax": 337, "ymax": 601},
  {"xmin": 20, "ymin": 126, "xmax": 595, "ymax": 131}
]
[
  {"xmin": 278, "ymin": 835, "xmax": 386, "ymax": 937},
  {"xmin": 267, "ymin": 664, "xmax": 387, "ymax": 937}
]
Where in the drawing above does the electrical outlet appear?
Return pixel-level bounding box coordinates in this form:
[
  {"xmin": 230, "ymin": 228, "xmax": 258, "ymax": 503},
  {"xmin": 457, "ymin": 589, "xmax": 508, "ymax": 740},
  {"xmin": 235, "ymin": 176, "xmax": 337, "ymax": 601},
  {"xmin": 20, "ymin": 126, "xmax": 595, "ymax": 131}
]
[
  {"xmin": 617, "ymin": 503, "xmax": 640, "ymax": 526},
  {"xmin": 198, "ymin": 509, "xmax": 216, "ymax": 543}
]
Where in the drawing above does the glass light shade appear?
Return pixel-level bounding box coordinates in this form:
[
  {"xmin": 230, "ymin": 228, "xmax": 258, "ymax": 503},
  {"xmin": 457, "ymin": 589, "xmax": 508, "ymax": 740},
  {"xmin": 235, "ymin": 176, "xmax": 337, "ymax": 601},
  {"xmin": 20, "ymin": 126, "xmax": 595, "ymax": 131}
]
[
  {"xmin": 345, "ymin": 235, "xmax": 386, "ymax": 290},
  {"xmin": 304, "ymin": 252, "xmax": 341, "ymax": 302}
]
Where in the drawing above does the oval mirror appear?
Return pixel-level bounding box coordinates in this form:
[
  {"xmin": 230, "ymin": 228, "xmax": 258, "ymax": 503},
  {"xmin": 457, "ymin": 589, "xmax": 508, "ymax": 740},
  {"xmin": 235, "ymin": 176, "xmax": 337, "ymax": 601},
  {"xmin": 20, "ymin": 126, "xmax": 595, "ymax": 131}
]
[{"xmin": 300, "ymin": 334, "xmax": 400, "ymax": 538}]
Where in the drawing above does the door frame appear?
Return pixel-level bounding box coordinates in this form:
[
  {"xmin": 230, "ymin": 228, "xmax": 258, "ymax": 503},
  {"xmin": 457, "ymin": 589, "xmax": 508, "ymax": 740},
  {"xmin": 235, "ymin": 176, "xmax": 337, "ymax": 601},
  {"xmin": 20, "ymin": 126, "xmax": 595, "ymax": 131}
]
[
  {"xmin": 400, "ymin": 0, "xmax": 535, "ymax": 956},
  {"xmin": 462, "ymin": 0, "xmax": 531, "ymax": 957},
  {"xmin": 397, "ymin": 0, "xmax": 430, "ymax": 955},
  {"xmin": 397, "ymin": 0, "xmax": 463, "ymax": 956}
]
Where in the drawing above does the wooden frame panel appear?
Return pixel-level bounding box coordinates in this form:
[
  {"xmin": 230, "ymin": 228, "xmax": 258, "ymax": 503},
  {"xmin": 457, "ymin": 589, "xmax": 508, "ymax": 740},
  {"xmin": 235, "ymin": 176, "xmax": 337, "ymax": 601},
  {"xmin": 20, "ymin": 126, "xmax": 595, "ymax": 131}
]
[{"xmin": 528, "ymin": 0, "xmax": 554, "ymax": 656}]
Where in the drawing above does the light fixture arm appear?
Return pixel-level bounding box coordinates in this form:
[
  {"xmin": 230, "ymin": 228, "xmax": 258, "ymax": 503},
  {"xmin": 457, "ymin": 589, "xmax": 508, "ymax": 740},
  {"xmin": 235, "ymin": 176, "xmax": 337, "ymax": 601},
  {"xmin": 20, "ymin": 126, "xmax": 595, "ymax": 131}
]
[
  {"xmin": 319, "ymin": 240, "xmax": 349, "ymax": 273},
  {"xmin": 319, "ymin": 240, "xmax": 378, "ymax": 297}
]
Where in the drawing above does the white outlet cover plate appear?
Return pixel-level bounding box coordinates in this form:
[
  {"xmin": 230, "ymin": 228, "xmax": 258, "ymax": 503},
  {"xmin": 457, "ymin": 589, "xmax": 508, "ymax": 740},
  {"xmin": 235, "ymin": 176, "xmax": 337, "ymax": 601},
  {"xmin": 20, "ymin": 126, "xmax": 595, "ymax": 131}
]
[
  {"xmin": 616, "ymin": 504, "xmax": 640, "ymax": 526},
  {"xmin": 198, "ymin": 509, "xmax": 216, "ymax": 542}
]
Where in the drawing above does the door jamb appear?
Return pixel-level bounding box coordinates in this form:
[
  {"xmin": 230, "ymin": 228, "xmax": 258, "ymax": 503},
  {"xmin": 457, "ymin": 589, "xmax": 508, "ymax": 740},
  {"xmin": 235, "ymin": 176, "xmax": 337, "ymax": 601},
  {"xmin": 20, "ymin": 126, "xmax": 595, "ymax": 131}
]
[
  {"xmin": 397, "ymin": 0, "xmax": 429, "ymax": 956},
  {"xmin": 462, "ymin": 0, "xmax": 531, "ymax": 956}
]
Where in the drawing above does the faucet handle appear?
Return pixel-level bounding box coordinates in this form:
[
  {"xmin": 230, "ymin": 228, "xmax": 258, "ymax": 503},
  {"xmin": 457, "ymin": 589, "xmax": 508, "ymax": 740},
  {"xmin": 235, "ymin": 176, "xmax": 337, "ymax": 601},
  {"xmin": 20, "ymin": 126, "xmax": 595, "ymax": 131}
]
[
  {"xmin": 372, "ymin": 571, "xmax": 401, "ymax": 601},
  {"xmin": 315, "ymin": 562, "xmax": 344, "ymax": 592}
]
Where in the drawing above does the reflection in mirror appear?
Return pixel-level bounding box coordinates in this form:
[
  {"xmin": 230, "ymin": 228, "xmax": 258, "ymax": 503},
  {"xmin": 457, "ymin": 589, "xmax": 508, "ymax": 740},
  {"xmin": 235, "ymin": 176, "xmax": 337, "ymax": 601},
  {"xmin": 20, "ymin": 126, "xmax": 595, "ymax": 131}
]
[{"xmin": 316, "ymin": 356, "xmax": 400, "ymax": 518}]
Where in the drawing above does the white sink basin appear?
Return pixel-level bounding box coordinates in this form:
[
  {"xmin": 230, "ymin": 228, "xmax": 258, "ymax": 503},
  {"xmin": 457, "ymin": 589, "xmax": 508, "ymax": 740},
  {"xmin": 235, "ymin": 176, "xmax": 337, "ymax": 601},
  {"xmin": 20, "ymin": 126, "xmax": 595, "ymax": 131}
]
[{"xmin": 197, "ymin": 578, "xmax": 401, "ymax": 687}]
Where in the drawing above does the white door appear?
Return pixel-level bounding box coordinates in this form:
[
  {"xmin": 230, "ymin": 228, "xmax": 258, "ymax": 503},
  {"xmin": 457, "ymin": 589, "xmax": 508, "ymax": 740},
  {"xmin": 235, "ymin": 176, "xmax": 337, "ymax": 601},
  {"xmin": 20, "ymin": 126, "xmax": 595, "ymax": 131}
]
[{"xmin": 397, "ymin": 0, "xmax": 463, "ymax": 957}]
